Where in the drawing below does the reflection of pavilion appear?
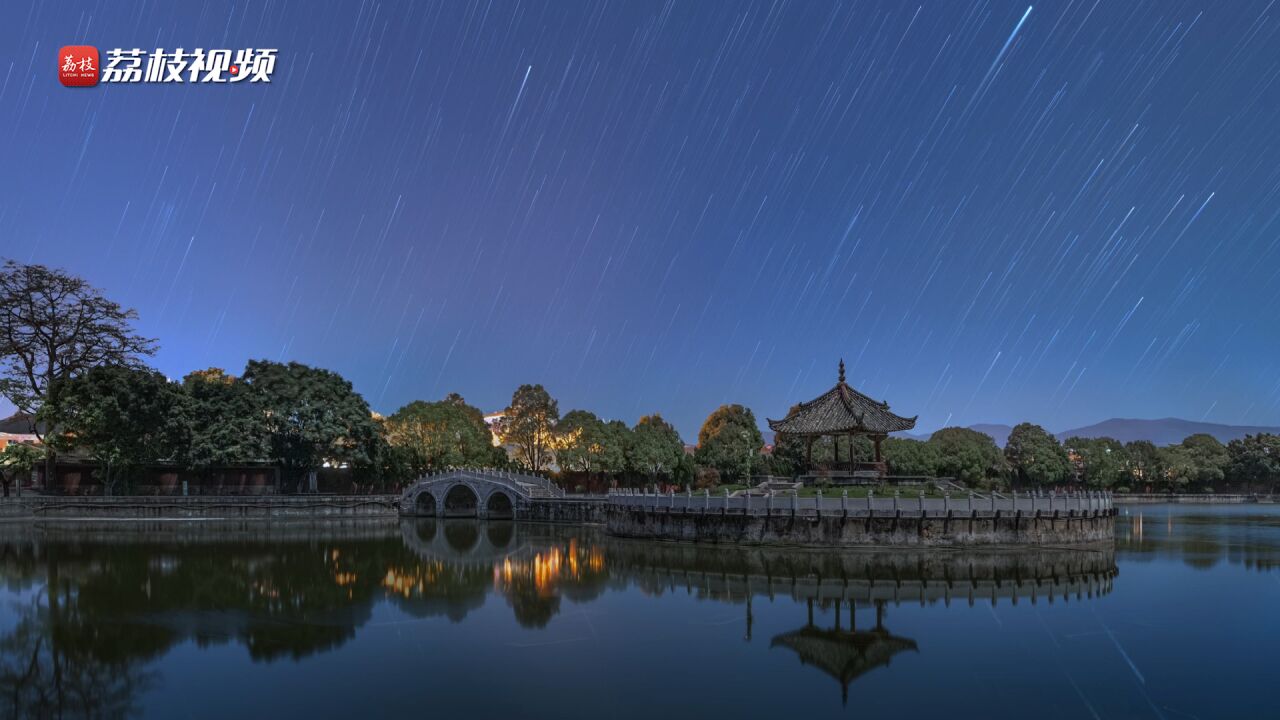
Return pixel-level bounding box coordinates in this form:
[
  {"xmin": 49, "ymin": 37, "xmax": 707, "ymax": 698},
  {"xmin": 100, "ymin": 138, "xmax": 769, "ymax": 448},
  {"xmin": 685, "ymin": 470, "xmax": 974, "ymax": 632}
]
[
  {"xmin": 771, "ymin": 599, "xmax": 917, "ymax": 706},
  {"xmin": 612, "ymin": 539, "xmax": 1116, "ymax": 703}
]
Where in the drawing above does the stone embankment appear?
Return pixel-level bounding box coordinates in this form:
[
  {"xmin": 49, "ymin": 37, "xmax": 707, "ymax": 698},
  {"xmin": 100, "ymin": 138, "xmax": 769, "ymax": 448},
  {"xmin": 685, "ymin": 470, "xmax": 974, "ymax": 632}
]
[
  {"xmin": 1113, "ymin": 493, "xmax": 1275, "ymax": 505},
  {"xmin": 0, "ymin": 494, "xmax": 399, "ymax": 520},
  {"xmin": 606, "ymin": 490, "xmax": 1114, "ymax": 547}
]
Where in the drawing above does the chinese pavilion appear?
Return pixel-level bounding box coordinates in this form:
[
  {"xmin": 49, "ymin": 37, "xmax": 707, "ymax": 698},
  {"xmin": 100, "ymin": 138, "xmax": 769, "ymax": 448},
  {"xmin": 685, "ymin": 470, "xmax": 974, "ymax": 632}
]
[{"xmin": 767, "ymin": 360, "xmax": 916, "ymax": 484}]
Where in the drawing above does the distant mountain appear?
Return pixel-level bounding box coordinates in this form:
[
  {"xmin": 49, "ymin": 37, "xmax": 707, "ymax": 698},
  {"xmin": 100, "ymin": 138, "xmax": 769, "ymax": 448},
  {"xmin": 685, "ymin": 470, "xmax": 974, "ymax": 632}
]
[
  {"xmin": 967, "ymin": 424, "xmax": 1015, "ymax": 446},
  {"xmin": 890, "ymin": 425, "xmax": 1012, "ymax": 444},
  {"xmin": 1054, "ymin": 418, "xmax": 1280, "ymax": 446}
]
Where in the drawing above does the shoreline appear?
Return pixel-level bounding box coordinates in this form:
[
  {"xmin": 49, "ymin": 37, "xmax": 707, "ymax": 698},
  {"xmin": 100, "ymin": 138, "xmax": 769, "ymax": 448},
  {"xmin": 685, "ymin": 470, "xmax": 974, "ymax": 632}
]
[{"xmin": 1113, "ymin": 493, "xmax": 1277, "ymax": 504}]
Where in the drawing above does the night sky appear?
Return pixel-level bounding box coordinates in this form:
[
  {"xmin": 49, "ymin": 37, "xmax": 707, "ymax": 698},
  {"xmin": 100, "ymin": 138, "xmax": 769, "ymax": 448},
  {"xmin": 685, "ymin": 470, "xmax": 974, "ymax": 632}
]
[{"xmin": 3, "ymin": 1, "xmax": 1279, "ymax": 440}]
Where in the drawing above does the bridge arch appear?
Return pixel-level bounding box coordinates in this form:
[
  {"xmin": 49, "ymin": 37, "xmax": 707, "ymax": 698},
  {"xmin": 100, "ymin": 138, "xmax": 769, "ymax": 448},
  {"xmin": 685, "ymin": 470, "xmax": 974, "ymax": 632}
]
[
  {"xmin": 414, "ymin": 491, "xmax": 437, "ymax": 516},
  {"xmin": 444, "ymin": 484, "xmax": 480, "ymax": 518},
  {"xmin": 486, "ymin": 491, "xmax": 514, "ymax": 519}
]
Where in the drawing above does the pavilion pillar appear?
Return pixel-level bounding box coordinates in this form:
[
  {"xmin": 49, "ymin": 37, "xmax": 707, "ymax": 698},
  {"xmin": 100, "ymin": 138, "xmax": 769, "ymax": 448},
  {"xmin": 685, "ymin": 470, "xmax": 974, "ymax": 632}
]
[
  {"xmin": 805, "ymin": 437, "xmax": 814, "ymax": 468},
  {"xmin": 874, "ymin": 436, "xmax": 883, "ymax": 463}
]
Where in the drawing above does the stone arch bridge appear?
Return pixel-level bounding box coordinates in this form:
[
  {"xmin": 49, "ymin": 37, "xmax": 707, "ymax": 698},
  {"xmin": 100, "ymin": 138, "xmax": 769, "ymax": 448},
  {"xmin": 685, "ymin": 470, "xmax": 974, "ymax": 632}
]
[{"xmin": 398, "ymin": 469, "xmax": 565, "ymax": 520}]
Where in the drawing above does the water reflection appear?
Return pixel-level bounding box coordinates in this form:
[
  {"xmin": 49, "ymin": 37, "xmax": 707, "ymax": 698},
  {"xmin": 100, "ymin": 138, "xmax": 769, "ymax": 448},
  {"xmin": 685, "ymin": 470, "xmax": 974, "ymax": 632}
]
[
  {"xmin": 771, "ymin": 599, "xmax": 917, "ymax": 706},
  {"xmin": 0, "ymin": 519, "xmax": 1118, "ymax": 717},
  {"xmin": 1117, "ymin": 504, "xmax": 1280, "ymax": 571}
]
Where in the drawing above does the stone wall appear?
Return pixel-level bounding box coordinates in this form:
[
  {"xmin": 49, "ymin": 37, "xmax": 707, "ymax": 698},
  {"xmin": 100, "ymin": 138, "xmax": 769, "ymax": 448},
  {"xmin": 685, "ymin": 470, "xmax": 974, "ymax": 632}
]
[
  {"xmin": 606, "ymin": 507, "xmax": 1114, "ymax": 546},
  {"xmin": 521, "ymin": 496, "xmax": 606, "ymax": 524},
  {"xmin": 0, "ymin": 494, "xmax": 398, "ymax": 520}
]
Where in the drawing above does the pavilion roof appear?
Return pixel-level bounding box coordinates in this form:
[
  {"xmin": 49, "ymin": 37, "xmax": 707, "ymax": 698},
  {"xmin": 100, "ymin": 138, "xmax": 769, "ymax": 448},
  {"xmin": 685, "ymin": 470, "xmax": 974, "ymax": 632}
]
[{"xmin": 767, "ymin": 360, "xmax": 916, "ymax": 436}]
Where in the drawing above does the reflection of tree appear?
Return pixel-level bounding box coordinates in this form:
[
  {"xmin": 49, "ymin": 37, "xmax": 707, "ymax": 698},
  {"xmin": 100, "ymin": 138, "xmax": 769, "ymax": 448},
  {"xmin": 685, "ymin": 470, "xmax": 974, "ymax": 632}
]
[
  {"xmin": 0, "ymin": 534, "xmax": 432, "ymax": 670},
  {"xmin": 0, "ymin": 592, "xmax": 156, "ymax": 719},
  {"xmin": 1117, "ymin": 511, "xmax": 1280, "ymax": 572},
  {"xmin": 492, "ymin": 539, "xmax": 609, "ymax": 628},
  {"xmin": 382, "ymin": 560, "xmax": 491, "ymax": 623}
]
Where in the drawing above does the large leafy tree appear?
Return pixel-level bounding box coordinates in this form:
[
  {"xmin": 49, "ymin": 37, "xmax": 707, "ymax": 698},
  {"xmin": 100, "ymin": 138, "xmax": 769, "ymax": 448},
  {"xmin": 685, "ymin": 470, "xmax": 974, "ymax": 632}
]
[
  {"xmin": 241, "ymin": 360, "xmax": 381, "ymax": 490},
  {"xmin": 928, "ymin": 427, "xmax": 1006, "ymax": 486},
  {"xmin": 600, "ymin": 420, "xmax": 633, "ymax": 473},
  {"xmin": 883, "ymin": 437, "xmax": 940, "ymax": 477},
  {"xmin": 629, "ymin": 414, "xmax": 684, "ymax": 480},
  {"xmin": 180, "ymin": 368, "xmax": 270, "ymax": 476},
  {"xmin": 1225, "ymin": 433, "xmax": 1280, "ymax": 491},
  {"xmin": 1063, "ymin": 437, "xmax": 1128, "ymax": 488},
  {"xmin": 695, "ymin": 404, "xmax": 763, "ymax": 482},
  {"xmin": 385, "ymin": 394, "xmax": 501, "ymax": 476},
  {"xmin": 1180, "ymin": 433, "xmax": 1228, "ymax": 486},
  {"xmin": 0, "ymin": 260, "xmax": 156, "ymax": 479},
  {"xmin": 0, "ymin": 442, "xmax": 44, "ymax": 496},
  {"xmin": 495, "ymin": 384, "xmax": 559, "ymax": 471},
  {"xmin": 1124, "ymin": 440, "xmax": 1164, "ymax": 490},
  {"xmin": 1004, "ymin": 423, "xmax": 1070, "ymax": 486},
  {"xmin": 1159, "ymin": 445, "xmax": 1198, "ymax": 491},
  {"xmin": 554, "ymin": 410, "xmax": 610, "ymax": 473},
  {"xmin": 41, "ymin": 365, "xmax": 188, "ymax": 494}
]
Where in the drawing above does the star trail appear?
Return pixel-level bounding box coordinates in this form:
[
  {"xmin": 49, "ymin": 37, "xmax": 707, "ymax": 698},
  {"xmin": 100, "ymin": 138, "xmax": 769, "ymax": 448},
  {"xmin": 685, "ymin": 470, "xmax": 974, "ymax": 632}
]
[{"xmin": 2, "ymin": 0, "xmax": 1279, "ymax": 439}]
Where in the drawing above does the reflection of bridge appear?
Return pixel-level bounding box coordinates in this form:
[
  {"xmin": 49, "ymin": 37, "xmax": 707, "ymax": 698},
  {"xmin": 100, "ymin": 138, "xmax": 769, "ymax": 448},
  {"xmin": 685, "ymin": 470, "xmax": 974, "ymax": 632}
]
[
  {"xmin": 398, "ymin": 469, "xmax": 564, "ymax": 520},
  {"xmin": 399, "ymin": 519, "xmax": 533, "ymax": 567}
]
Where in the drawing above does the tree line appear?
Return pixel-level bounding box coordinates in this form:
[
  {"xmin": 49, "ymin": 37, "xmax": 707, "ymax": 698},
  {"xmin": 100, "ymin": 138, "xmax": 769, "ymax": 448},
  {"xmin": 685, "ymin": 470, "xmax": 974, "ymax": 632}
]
[{"xmin": 1, "ymin": 260, "xmax": 1277, "ymax": 495}]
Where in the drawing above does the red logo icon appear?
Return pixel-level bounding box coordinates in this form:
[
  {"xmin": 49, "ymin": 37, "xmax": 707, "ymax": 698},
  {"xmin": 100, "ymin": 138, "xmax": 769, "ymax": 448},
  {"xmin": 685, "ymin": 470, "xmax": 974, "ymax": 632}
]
[{"xmin": 58, "ymin": 46, "xmax": 99, "ymax": 87}]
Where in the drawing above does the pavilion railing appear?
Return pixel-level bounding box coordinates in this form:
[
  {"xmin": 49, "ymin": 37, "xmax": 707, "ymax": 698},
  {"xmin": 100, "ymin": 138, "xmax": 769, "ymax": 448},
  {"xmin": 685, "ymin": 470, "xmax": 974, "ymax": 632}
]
[{"xmin": 605, "ymin": 488, "xmax": 1113, "ymax": 517}]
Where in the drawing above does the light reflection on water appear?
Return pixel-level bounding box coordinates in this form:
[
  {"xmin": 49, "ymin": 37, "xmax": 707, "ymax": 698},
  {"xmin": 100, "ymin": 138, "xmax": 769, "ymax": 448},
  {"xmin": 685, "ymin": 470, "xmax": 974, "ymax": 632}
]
[{"xmin": 0, "ymin": 506, "xmax": 1273, "ymax": 719}]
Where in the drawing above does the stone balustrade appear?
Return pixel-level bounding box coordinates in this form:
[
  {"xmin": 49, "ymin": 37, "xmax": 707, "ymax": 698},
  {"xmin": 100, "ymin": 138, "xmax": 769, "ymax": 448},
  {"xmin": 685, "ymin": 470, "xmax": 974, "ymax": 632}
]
[{"xmin": 606, "ymin": 488, "xmax": 1113, "ymax": 518}]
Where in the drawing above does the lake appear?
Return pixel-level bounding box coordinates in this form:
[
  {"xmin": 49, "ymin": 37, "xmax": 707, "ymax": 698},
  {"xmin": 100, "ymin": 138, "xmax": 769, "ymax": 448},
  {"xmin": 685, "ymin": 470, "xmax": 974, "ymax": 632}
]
[{"xmin": 0, "ymin": 504, "xmax": 1274, "ymax": 719}]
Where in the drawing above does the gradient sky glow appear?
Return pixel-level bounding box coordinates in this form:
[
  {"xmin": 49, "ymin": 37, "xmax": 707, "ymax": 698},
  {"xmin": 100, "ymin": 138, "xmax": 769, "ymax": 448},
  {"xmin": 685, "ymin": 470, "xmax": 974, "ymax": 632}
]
[{"xmin": 3, "ymin": 1, "xmax": 1280, "ymax": 440}]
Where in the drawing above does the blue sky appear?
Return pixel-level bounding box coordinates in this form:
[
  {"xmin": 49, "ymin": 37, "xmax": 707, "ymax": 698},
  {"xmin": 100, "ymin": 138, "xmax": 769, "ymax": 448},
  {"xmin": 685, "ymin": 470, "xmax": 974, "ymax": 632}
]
[{"xmin": 3, "ymin": 1, "xmax": 1279, "ymax": 440}]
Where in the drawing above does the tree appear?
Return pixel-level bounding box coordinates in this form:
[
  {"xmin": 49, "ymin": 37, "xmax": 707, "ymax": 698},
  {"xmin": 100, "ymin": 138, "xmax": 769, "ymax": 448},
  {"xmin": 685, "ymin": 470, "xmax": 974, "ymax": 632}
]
[
  {"xmin": 1159, "ymin": 445, "xmax": 1198, "ymax": 491},
  {"xmin": 554, "ymin": 410, "xmax": 608, "ymax": 473},
  {"xmin": 1225, "ymin": 433, "xmax": 1280, "ymax": 492},
  {"xmin": 1180, "ymin": 433, "xmax": 1228, "ymax": 487},
  {"xmin": 1004, "ymin": 423, "xmax": 1070, "ymax": 486},
  {"xmin": 694, "ymin": 404, "xmax": 763, "ymax": 483},
  {"xmin": 882, "ymin": 437, "xmax": 940, "ymax": 477},
  {"xmin": 1124, "ymin": 440, "xmax": 1164, "ymax": 490},
  {"xmin": 495, "ymin": 384, "xmax": 559, "ymax": 471},
  {"xmin": 384, "ymin": 395, "xmax": 502, "ymax": 477},
  {"xmin": 599, "ymin": 420, "xmax": 632, "ymax": 473},
  {"xmin": 41, "ymin": 365, "xmax": 188, "ymax": 495},
  {"xmin": 180, "ymin": 368, "xmax": 270, "ymax": 477},
  {"xmin": 241, "ymin": 360, "xmax": 381, "ymax": 492},
  {"xmin": 629, "ymin": 414, "xmax": 685, "ymax": 480},
  {"xmin": 0, "ymin": 442, "xmax": 43, "ymax": 496},
  {"xmin": 1063, "ymin": 437, "xmax": 1128, "ymax": 488},
  {"xmin": 0, "ymin": 260, "xmax": 156, "ymax": 481},
  {"xmin": 928, "ymin": 427, "xmax": 1006, "ymax": 486}
]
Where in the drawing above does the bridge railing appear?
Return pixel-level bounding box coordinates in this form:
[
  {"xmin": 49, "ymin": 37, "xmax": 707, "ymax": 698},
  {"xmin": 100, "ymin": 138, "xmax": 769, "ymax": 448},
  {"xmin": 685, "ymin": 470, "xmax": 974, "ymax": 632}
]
[
  {"xmin": 406, "ymin": 468, "xmax": 565, "ymax": 499},
  {"xmin": 605, "ymin": 488, "xmax": 1113, "ymax": 517}
]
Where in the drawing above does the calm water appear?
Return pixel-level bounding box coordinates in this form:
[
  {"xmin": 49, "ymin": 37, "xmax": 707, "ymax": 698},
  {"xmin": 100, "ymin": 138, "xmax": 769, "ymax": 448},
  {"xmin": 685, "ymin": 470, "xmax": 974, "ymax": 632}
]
[{"xmin": 0, "ymin": 505, "xmax": 1275, "ymax": 719}]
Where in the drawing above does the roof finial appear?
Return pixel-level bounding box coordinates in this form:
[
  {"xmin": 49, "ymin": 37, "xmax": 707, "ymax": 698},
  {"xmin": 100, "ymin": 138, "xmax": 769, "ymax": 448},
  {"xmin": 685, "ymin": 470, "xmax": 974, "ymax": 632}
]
[{"xmin": 838, "ymin": 358, "xmax": 846, "ymax": 383}]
